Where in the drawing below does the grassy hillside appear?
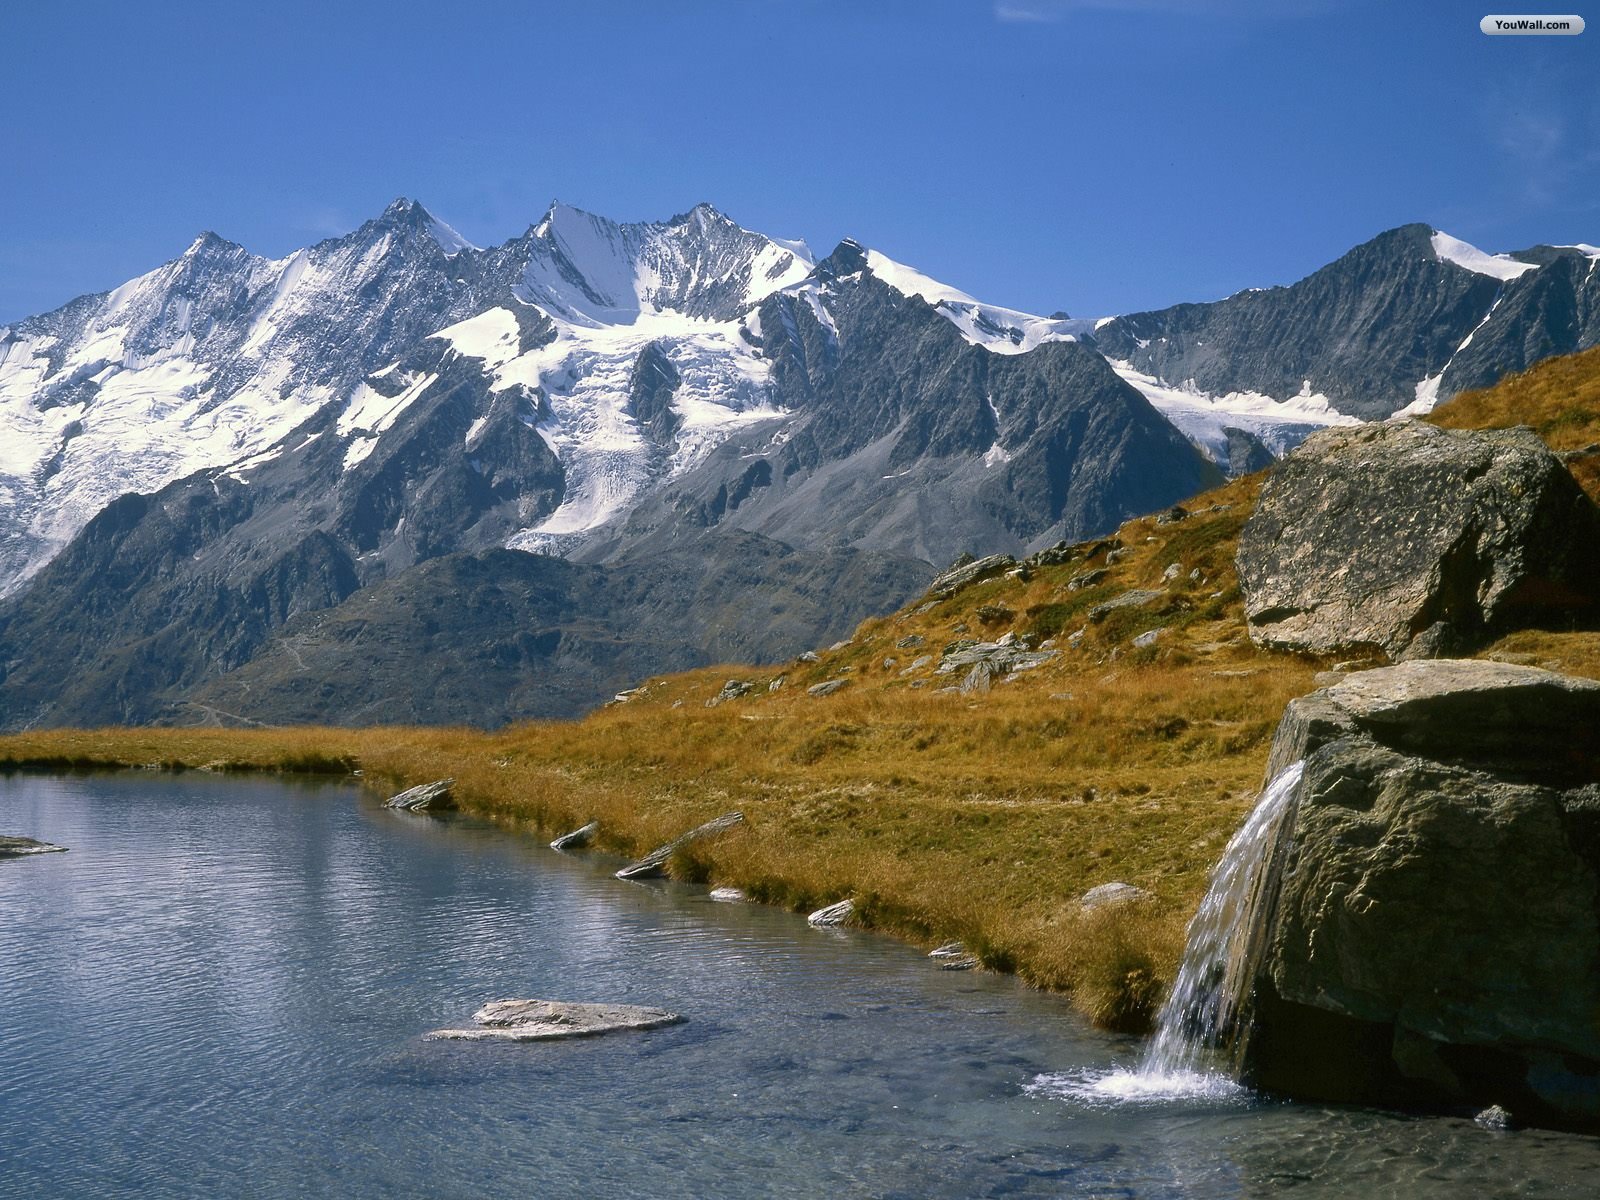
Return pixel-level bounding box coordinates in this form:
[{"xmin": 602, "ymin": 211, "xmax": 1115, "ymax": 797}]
[{"xmin": 6, "ymin": 350, "xmax": 1600, "ymax": 1032}]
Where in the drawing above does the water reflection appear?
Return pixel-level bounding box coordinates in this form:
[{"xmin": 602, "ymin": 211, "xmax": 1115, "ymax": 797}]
[{"xmin": 3, "ymin": 772, "xmax": 1599, "ymax": 1199}]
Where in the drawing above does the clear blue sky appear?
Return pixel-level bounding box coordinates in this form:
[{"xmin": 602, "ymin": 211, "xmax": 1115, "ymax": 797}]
[{"xmin": 2, "ymin": 0, "xmax": 1596, "ymax": 324}]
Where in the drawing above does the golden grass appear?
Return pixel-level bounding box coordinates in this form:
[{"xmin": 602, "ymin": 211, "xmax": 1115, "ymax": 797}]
[
  {"xmin": 6, "ymin": 349, "xmax": 1600, "ymax": 1032},
  {"xmin": 1430, "ymin": 345, "xmax": 1600, "ymax": 501}
]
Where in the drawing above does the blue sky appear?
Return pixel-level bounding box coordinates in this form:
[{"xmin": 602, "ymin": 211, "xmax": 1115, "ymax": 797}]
[{"xmin": 2, "ymin": 0, "xmax": 1596, "ymax": 323}]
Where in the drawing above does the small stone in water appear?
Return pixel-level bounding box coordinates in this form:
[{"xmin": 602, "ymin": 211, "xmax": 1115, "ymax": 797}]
[{"xmin": 1476, "ymin": 1104, "xmax": 1513, "ymax": 1130}]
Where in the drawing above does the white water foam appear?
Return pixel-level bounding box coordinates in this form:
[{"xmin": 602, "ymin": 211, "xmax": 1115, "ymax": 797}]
[{"xmin": 1029, "ymin": 760, "xmax": 1307, "ymax": 1108}]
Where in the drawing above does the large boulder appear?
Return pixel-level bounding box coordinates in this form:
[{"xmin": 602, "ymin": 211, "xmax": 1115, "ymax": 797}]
[
  {"xmin": 1237, "ymin": 421, "xmax": 1600, "ymax": 660},
  {"xmin": 1238, "ymin": 660, "xmax": 1600, "ymax": 1130}
]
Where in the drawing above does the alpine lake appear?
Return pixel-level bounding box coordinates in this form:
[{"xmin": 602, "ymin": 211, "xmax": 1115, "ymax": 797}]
[{"xmin": 4, "ymin": 771, "xmax": 1599, "ymax": 1199}]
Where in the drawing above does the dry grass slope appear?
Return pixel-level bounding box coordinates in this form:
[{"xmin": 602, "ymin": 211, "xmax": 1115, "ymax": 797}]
[{"xmin": 5, "ymin": 349, "xmax": 1600, "ymax": 1033}]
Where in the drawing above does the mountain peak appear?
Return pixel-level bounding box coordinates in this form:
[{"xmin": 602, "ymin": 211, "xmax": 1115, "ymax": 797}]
[
  {"xmin": 368, "ymin": 197, "xmax": 474, "ymax": 255},
  {"xmin": 814, "ymin": 239, "xmax": 869, "ymax": 283}
]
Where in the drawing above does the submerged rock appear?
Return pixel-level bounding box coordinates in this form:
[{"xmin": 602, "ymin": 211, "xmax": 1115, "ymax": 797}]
[
  {"xmin": 426, "ymin": 999, "xmax": 683, "ymax": 1042},
  {"xmin": 709, "ymin": 886, "xmax": 747, "ymax": 903},
  {"xmin": 1240, "ymin": 659, "xmax": 1600, "ymax": 1131},
  {"xmin": 549, "ymin": 820, "xmax": 598, "ymax": 851},
  {"xmin": 808, "ymin": 899, "xmax": 856, "ymax": 928},
  {"xmin": 383, "ymin": 779, "xmax": 456, "ymax": 812},
  {"xmin": 928, "ymin": 941, "xmax": 980, "ymax": 970},
  {"xmin": 0, "ymin": 835, "xmax": 68, "ymax": 857},
  {"xmin": 615, "ymin": 811, "xmax": 745, "ymax": 880},
  {"xmin": 1238, "ymin": 421, "xmax": 1600, "ymax": 660}
]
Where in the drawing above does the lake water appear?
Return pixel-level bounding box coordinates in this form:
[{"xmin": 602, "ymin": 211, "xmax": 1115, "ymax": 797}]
[{"xmin": 4, "ymin": 772, "xmax": 1600, "ymax": 1199}]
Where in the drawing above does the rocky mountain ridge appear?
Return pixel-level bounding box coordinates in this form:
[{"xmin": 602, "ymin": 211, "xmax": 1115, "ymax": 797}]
[{"xmin": 1, "ymin": 202, "xmax": 1595, "ymax": 728}]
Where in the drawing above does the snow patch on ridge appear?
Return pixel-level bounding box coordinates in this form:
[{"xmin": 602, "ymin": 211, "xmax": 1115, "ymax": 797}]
[
  {"xmin": 863, "ymin": 249, "xmax": 1091, "ymax": 354},
  {"xmin": 1111, "ymin": 360, "xmax": 1360, "ymax": 465},
  {"xmin": 1431, "ymin": 231, "xmax": 1536, "ymax": 282}
]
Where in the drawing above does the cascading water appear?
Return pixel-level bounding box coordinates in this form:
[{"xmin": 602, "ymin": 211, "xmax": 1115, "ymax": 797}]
[
  {"xmin": 1139, "ymin": 758, "xmax": 1305, "ymax": 1081},
  {"xmin": 1032, "ymin": 759, "xmax": 1306, "ymax": 1105}
]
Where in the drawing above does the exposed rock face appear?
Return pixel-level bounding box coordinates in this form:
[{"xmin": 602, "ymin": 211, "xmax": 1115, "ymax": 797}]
[
  {"xmin": 1238, "ymin": 421, "xmax": 1600, "ymax": 660},
  {"xmin": 615, "ymin": 811, "xmax": 745, "ymax": 880},
  {"xmin": 426, "ymin": 999, "xmax": 683, "ymax": 1042},
  {"xmin": 1241, "ymin": 660, "xmax": 1600, "ymax": 1130},
  {"xmin": 383, "ymin": 779, "xmax": 455, "ymax": 812}
]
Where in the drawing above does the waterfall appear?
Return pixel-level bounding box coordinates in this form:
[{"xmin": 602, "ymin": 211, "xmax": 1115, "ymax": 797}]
[
  {"xmin": 1138, "ymin": 759, "xmax": 1306, "ymax": 1081},
  {"xmin": 1026, "ymin": 759, "xmax": 1307, "ymax": 1105}
]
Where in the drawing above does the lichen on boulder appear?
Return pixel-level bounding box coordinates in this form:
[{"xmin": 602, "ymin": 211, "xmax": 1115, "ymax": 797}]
[{"xmin": 1237, "ymin": 421, "xmax": 1600, "ymax": 660}]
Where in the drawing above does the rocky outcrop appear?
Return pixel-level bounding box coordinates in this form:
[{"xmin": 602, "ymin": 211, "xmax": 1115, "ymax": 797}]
[
  {"xmin": 1239, "ymin": 660, "xmax": 1600, "ymax": 1130},
  {"xmin": 1238, "ymin": 421, "xmax": 1600, "ymax": 660},
  {"xmin": 383, "ymin": 779, "xmax": 456, "ymax": 812},
  {"xmin": 426, "ymin": 999, "xmax": 683, "ymax": 1042},
  {"xmin": 927, "ymin": 554, "xmax": 1015, "ymax": 600},
  {"xmin": 549, "ymin": 820, "xmax": 598, "ymax": 851},
  {"xmin": 0, "ymin": 835, "xmax": 68, "ymax": 857},
  {"xmin": 615, "ymin": 811, "xmax": 745, "ymax": 880}
]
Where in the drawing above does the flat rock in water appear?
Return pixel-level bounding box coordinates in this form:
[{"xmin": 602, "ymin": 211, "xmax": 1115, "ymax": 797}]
[
  {"xmin": 808, "ymin": 899, "xmax": 856, "ymax": 928},
  {"xmin": 709, "ymin": 886, "xmax": 748, "ymax": 903},
  {"xmin": 384, "ymin": 779, "xmax": 456, "ymax": 812},
  {"xmin": 426, "ymin": 999, "xmax": 683, "ymax": 1042},
  {"xmin": 928, "ymin": 941, "xmax": 980, "ymax": 970},
  {"xmin": 615, "ymin": 811, "xmax": 745, "ymax": 880},
  {"xmin": 549, "ymin": 820, "xmax": 598, "ymax": 851},
  {"xmin": 0, "ymin": 835, "xmax": 68, "ymax": 857}
]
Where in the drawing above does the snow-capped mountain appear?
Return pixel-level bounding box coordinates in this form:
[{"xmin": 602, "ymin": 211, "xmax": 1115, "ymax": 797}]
[
  {"xmin": 0, "ymin": 198, "xmax": 812, "ymax": 596},
  {"xmin": 0, "ymin": 200, "xmax": 1594, "ymax": 730},
  {"xmin": 1091, "ymin": 224, "xmax": 1600, "ymax": 469}
]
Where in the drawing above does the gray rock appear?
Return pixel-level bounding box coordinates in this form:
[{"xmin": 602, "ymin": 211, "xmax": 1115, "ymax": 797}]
[
  {"xmin": 426, "ymin": 999, "xmax": 683, "ymax": 1042},
  {"xmin": 1239, "ymin": 660, "xmax": 1600, "ymax": 1131},
  {"xmin": 706, "ymin": 678, "xmax": 753, "ymax": 707},
  {"xmin": 1161, "ymin": 562, "xmax": 1182, "ymax": 583},
  {"xmin": 1131, "ymin": 629, "xmax": 1161, "ymax": 649},
  {"xmin": 709, "ymin": 886, "xmax": 747, "ymax": 903},
  {"xmin": 0, "ymin": 835, "xmax": 68, "ymax": 857},
  {"xmin": 895, "ymin": 634, "xmax": 925, "ymax": 650},
  {"xmin": 615, "ymin": 811, "xmax": 745, "ymax": 880},
  {"xmin": 900, "ymin": 655, "xmax": 934, "ymax": 674},
  {"xmin": 384, "ymin": 778, "xmax": 456, "ymax": 812},
  {"xmin": 1155, "ymin": 505, "xmax": 1190, "ymax": 525},
  {"xmin": 1079, "ymin": 882, "xmax": 1150, "ymax": 911},
  {"xmin": 796, "ymin": 650, "xmax": 821, "ymax": 664},
  {"xmin": 1238, "ymin": 421, "xmax": 1600, "ymax": 661},
  {"xmin": 937, "ymin": 638, "xmax": 1058, "ymax": 678},
  {"xmin": 960, "ymin": 662, "xmax": 996, "ymax": 694},
  {"xmin": 1476, "ymin": 1105, "xmax": 1514, "ymax": 1131},
  {"xmin": 928, "ymin": 941, "xmax": 980, "ymax": 970},
  {"xmin": 807, "ymin": 899, "xmax": 856, "ymax": 927},
  {"xmin": 927, "ymin": 553, "xmax": 1015, "ymax": 599},
  {"xmin": 549, "ymin": 820, "xmax": 598, "ymax": 851},
  {"xmin": 806, "ymin": 679, "xmax": 850, "ymax": 698},
  {"xmin": 767, "ymin": 675, "xmax": 785, "ymax": 692}
]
